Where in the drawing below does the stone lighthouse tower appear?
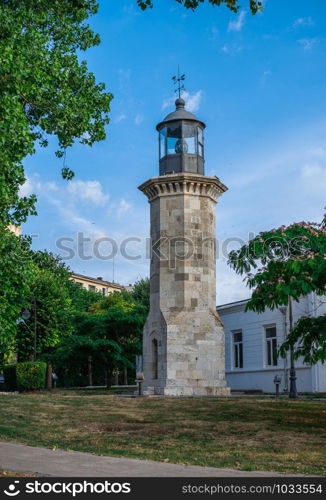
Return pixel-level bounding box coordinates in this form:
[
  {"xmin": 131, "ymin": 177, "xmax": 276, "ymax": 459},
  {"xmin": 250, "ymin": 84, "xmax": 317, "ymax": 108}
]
[{"xmin": 138, "ymin": 93, "xmax": 230, "ymax": 396}]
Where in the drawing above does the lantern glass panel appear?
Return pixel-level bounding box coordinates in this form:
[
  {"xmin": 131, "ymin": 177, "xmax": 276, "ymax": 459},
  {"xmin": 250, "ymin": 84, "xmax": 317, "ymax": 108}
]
[
  {"xmin": 197, "ymin": 126, "xmax": 204, "ymax": 157},
  {"xmin": 167, "ymin": 124, "xmax": 182, "ymax": 155},
  {"xmin": 182, "ymin": 123, "xmax": 196, "ymax": 154},
  {"xmin": 159, "ymin": 127, "xmax": 167, "ymax": 159}
]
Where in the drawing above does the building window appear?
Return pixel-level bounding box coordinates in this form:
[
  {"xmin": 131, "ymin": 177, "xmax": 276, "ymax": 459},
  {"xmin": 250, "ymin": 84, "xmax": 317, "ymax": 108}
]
[
  {"xmin": 233, "ymin": 331, "xmax": 243, "ymax": 369},
  {"xmin": 102, "ymin": 287, "xmax": 107, "ymax": 296},
  {"xmin": 152, "ymin": 339, "xmax": 158, "ymax": 379},
  {"xmin": 265, "ymin": 326, "xmax": 278, "ymax": 366},
  {"xmin": 88, "ymin": 285, "xmax": 96, "ymax": 292}
]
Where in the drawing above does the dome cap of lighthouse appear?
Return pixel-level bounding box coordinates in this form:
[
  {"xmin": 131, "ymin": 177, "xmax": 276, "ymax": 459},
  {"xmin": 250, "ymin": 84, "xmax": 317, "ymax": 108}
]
[{"xmin": 156, "ymin": 97, "xmax": 205, "ymax": 131}]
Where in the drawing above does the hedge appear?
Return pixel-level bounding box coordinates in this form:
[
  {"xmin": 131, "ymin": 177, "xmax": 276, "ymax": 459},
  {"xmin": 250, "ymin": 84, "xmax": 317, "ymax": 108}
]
[
  {"xmin": 3, "ymin": 364, "xmax": 17, "ymax": 391},
  {"xmin": 16, "ymin": 362, "xmax": 47, "ymax": 391}
]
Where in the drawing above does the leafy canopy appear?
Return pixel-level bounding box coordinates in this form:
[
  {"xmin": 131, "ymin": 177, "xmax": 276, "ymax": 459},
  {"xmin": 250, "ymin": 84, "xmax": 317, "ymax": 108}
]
[
  {"xmin": 0, "ymin": 229, "xmax": 33, "ymax": 358},
  {"xmin": 0, "ymin": 0, "xmax": 112, "ymax": 226},
  {"xmin": 137, "ymin": 0, "xmax": 263, "ymax": 14},
  {"xmin": 279, "ymin": 316, "xmax": 326, "ymax": 365},
  {"xmin": 228, "ymin": 215, "xmax": 326, "ymax": 312},
  {"xmin": 15, "ymin": 250, "xmax": 99, "ymax": 361},
  {"xmin": 228, "ymin": 214, "xmax": 326, "ymax": 363},
  {"xmin": 53, "ymin": 291, "xmax": 147, "ymax": 386}
]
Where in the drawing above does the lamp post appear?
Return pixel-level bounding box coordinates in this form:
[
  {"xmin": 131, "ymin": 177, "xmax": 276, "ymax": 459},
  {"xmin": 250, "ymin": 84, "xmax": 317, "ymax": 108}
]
[
  {"xmin": 21, "ymin": 297, "xmax": 37, "ymax": 361},
  {"xmin": 279, "ymin": 306, "xmax": 288, "ymax": 392},
  {"xmin": 288, "ymin": 297, "xmax": 298, "ymax": 399}
]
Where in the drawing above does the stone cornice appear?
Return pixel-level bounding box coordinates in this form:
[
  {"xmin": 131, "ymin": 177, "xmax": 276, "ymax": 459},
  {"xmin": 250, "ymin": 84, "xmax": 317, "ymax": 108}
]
[{"xmin": 138, "ymin": 173, "xmax": 228, "ymax": 202}]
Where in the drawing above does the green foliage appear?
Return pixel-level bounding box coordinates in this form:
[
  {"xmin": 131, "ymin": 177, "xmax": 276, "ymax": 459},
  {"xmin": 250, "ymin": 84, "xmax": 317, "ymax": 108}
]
[
  {"xmin": 16, "ymin": 361, "xmax": 47, "ymax": 391},
  {"xmin": 89, "ymin": 290, "xmax": 134, "ymax": 313},
  {"xmin": 16, "ymin": 251, "xmax": 97, "ymax": 361},
  {"xmin": 67, "ymin": 281, "xmax": 101, "ymax": 313},
  {"xmin": 228, "ymin": 215, "xmax": 326, "ymax": 312},
  {"xmin": 279, "ymin": 315, "xmax": 326, "ymax": 365},
  {"xmin": 137, "ymin": 0, "xmax": 263, "ymax": 14},
  {"xmin": 0, "ymin": 0, "xmax": 112, "ymax": 226},
  {"xmin": 0, "ymin": 228, "xmax": 33, "ymax": 357},
  {"xmin": 3, "ymin": 364, "xmax": 17, "ymax": 391},
  {"xmin": 228, "ymin": 213, "xmax": 326, "ymax": 363},
  {"xmin": 16, "ymin": 251, "xmax": 74, "ymax": 360},
  {"xmin": 131, "ymin": 278, "xmax": 150, "ymax": 312},
  {"xmin": 53, "ymin": 289, "xmax": 147, "ymax": 387}
]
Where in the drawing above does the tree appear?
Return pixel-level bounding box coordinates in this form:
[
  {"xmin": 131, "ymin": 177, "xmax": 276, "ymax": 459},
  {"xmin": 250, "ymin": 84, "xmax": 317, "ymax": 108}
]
[
  {"xmin": 228, "ymin": 214, "xmax": 326, "ymax": 362},
  {"xmin": 137, "ymin": 0, "xmax": 263, "ymax": 14},
  {"xmin": 131, "ymin": 278, "xmax": 150, "ymax": 312},
  {"xmin": 16, "ymin": 250, "xmax": 99, "ymax": 361},
  {"xmin": 53, "ymin": 289, "xmax": 147, "ymax": 388},
  {"xmin": 0, "ymin": 229, "xmax": 33, "ymax": 362},
  {"xmin": 0, "ymin": 0, "xmax": 112, "ymax": 227},
  {"xmin": 52, "ymin": 333, "xmax": 126, "ymax": 388},
  {"xmin": 279, "ymin": 316, "xmax": 326, "ymax": 365}
]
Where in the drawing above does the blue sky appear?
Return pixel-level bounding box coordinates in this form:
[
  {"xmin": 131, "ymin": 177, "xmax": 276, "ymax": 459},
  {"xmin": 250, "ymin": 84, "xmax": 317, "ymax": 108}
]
[{"xmin": 22, "ymin": 0, "xmax": 326, "ymax": 304}]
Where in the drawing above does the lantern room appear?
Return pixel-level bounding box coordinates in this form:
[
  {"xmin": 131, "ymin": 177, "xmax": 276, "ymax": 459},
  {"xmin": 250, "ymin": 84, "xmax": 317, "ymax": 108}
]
[{"xmin": 156, "ymin": 97, "xmax": 205, "ymax": 176}]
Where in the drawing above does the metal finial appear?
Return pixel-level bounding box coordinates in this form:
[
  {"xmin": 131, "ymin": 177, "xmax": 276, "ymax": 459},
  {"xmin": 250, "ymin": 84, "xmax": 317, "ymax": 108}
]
[{"xmin": 172, "ymin": 65, "xmax": 186, "ymax": 98}]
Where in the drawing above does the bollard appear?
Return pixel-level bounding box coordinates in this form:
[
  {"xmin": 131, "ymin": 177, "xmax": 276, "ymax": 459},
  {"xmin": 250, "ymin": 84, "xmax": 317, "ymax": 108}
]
[{"xmin": 273, "ymin": 375, "xmax": 282, "ymax": 398}]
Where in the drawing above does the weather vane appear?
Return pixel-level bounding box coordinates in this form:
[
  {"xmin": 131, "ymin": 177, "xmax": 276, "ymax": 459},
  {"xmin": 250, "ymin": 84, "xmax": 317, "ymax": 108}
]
[{"xmin": 172, "ymin": 66, "xmax": 186, "ymax": 98}]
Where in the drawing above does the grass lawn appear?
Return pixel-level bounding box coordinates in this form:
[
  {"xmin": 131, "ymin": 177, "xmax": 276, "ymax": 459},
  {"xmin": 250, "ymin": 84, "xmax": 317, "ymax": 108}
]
[{"xmin": 0, "ymin": 390, "xmax": 325, "ymax": 475}]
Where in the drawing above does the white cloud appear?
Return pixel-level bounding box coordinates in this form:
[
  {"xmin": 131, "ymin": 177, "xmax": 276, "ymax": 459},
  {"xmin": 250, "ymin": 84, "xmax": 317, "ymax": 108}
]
[
  {"xmin": 19, "ymin": 177, "xmax": 58, "ymax": 197},
  {"xmin": 210, "ymin": 24, "xmax": 219, "ymax": 40},
  {"xmin": 118, "ymin": 198, "xmax": 133, "ymax": 215},
  {"xmin": 134, "ymin": 114, "xmax": 144, "ymax": 125},
  {"xmin": 183, "ymin": 90, "xmax": 202, "ymax": 112},
  {"xmin": 293, "ymin": 17, "xmax": 314, "ymax": 28},
  {"xmin": 162, "ymin": 90, "xmax": 203, "ymax": 113},
  {"xmin": 300, "ymin": 164, "xmax": 326, "ymax": 193},
  {"xmin": 298, "ymin": 38, "xmax": 317, "ymax": 51},
  {"xmin": 19, "ymin": 177, "xmax": 33, "ymax": 197},
  {"xmin": 67, "ymin": 180, "xmax": 109, "ymax": 206},
  {"xmin": 118, "ymin": 68, "xmax": 131, "ymax": 80},
  {"xmin": 309, "ymin": 146, "xmax": 326, "ymax": 158},
  {"xmin": 115, "ymin": 113, "xmax": 126, "ymax": 123},
  {"xmin": 228, "ymin": 11, "xmax": 246, "ymax": 32},
  {"xmin": 221, "ymin": 44, "xmax": 243, "ymax": 54},
  {"xmin": 161, "ymin": 96, "xmax": 175, "ymax": 110},
  {"xmin": 216, "ymin": 262, "xmax": 250, "ymax": 305},
  {"xmin": 260, "ymin": 70, "xmax": 272, "ymax": 84}
]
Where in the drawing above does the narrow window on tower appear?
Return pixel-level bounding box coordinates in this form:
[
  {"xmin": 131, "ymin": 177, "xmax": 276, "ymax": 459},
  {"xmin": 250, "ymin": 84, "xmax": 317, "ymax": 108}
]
[
  {"xmin": 265, "ymin": 326, "xmax": 278, "ymax": 366},
  {"xmin": 233, "ymin": 330, "xmax": 243, "ymax": 369},
  {"xmin": 152, "ymin": 338, "xmax": 158, "ymax": 379}
]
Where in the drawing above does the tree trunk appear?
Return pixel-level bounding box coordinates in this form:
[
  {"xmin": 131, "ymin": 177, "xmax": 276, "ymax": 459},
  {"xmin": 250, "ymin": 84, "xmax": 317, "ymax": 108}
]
[
  {"xmin": 88, "ymin": 356, "xmax": 93, "ymax": 387},
  {"xmin": 46, "ymin": 363, "xmax": 52, "ymax": 390},
  {"xmin": 106, "ymin": 367, "xmax": 112, "ymax": 390},
  {"xmin": 124, "ymin": 366, "xmax": 128, "ymax": 385}
]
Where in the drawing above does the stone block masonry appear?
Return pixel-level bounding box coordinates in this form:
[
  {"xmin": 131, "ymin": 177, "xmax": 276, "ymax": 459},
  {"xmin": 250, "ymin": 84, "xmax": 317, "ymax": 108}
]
[{"xmin": 139, "ymin": 173, "xmax": 230, "ymax": 396}]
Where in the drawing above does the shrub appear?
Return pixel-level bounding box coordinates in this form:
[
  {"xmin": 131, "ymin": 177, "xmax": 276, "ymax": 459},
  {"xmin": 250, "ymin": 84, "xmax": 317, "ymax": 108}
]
[
  {"xmin": 16, "ymin": 362, "xmax": 47, "ymax": 391},
  {"xmin": 3, "ymin": 364, "xmax": 17, "ymax": 391}
]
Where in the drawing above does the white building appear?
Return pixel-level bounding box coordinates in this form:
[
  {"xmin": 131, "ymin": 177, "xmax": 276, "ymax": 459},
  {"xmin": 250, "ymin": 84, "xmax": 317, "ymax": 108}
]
[{"xmin": 218, "ymin": 293, "xmax": 326, "ymax": 393}]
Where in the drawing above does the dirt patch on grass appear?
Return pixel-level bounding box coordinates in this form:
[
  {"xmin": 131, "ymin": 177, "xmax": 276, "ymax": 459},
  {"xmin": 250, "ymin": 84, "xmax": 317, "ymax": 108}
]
[
  {"xmin": 0, "ymin": 470, "xmax": 37, "ymax": 477},
  {"xmin": 93, "ymin": 422, "xmax": 169, "ymax": 434}
]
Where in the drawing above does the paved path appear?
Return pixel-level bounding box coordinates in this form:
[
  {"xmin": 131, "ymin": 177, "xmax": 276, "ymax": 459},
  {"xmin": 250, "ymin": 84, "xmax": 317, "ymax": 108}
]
[{"xmin": 0, "ymin": 441, "xmax": 298, "ymax": 477}]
